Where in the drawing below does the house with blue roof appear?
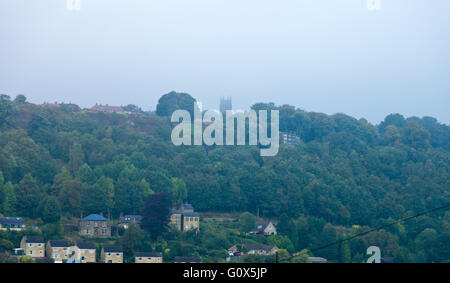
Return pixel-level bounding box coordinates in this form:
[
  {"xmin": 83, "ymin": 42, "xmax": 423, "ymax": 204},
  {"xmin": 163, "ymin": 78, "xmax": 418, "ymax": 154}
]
[{"xmin": 79, "ymin": 214, "xmax": 111, "ymax": 238}]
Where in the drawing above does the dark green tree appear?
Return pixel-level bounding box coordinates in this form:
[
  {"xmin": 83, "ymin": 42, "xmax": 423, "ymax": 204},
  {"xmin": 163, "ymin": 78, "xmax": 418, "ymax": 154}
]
[
  {"xmin": 40, "ymin": 196, "xmax": 61, "ymax": 223},
  {"xmin": 156, "ymin": 91, "xmax": 196, "ymax": 117},
  {"xmin": 141, "ymin": 192, "xmax": 171, "ymax": 241},
  {"xmin": 15, "ymin": 174, "xmax": 41, "ymax": 218}
]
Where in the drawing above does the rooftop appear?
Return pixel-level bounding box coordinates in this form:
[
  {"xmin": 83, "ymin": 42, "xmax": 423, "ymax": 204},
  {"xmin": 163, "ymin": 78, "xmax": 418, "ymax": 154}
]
[
  {"xmin": 103, "ymin": 246, "xmax": 123, "ymax": 253},
  {"xmin": 119, "ymin": 215, "xmax": 142, "ymax": 224},
  {"xmin": 182, "ymin": 212, "xmax": 199, "ymax": 217},
  {"xmin": 24, "ymin": 236, "xmax": 44, "ymax": 243},
  {"xmin": 49, "ymin": 240, "xmax": 70, "ymax": 247},
  {"xmin": 181, "ymin": 203, "xmax": 194, "ymax": 210},
  {"xmin": 243, "ymin": 243, "xmax": 275, "ymax": 252},
  {"xmin": 0, "ymin": 217, "xmax": 25, "ymax": 225},
  {"xmin": 82, "ymin": 214, "xmax": 108, "ymax": 221},
  {"xmin": 135, "ymin": 252, "xmax": 163, "ymax": 258},
  {"xmin": 77, "ymin": 242, "xmax": 96, "ymax": 250},
  {"xmin": 174, "ymin": 256, "xmax": 202, "ymax": 263}
]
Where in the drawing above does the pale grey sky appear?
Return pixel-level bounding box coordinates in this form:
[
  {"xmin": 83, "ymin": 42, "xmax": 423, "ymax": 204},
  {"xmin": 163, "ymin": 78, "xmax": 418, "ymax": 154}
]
[{"xmin": 0, "ymin": 0, "xmax": 449, "ymax": 124}]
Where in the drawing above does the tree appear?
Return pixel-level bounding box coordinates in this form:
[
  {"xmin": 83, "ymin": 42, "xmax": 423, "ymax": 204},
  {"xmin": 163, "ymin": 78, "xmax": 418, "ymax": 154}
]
[
  {"xmin": 267, "ymin": 235, "xmax": 295, "ymax": 253},
  {"xmin": 291, "ymin": 249, "xmax": 310, "ymax": 263},
  {"xmin": 40, "ymin": 196, "xmax": 61, "ymax": 223},
  {"xmin": 169, "ymin": 178, "xmax": 187, "ymax": 207},
  {"xmin": 19, "ymin": 256, "xmax": 33, "ymax": 263},
  {"xmin": 141, "ymin": 192, "xmax": 171, "ymax": 241},
  {"xmin": 0, "ymin": 171, "xmax": 5, "ymax": 214},
  {"xmin": 15, "ymin": 174, "xmax": 41, "ymax": 218},
  {"xmin": 340, "ymin": 239, "xmax": 351, "ymax": 263},
  {"xmin": 69, "ymin": 142, "xmax": 84, "ymax": 176},
  {"xmin": 14, "ymin": 94, "xmax": 27, "ymax": 104},
  {"xmin": 122, "ymin": 104, "xmax": 143, "ymax": 113},
  {"xmin": 84, "ymin": 176, "xmax": 114, "ymax": 215},
  {"xmin": 277, "ymin": 213, "xmax": 290, "ymax": 236},
  {"xmin": 156, "ymin": 91, "xmax": 196, "ymax": 117},
  {"xmin": 0, "ymin": 239, "xmax": 14, "ymax": 252},
  {"xmin": 120, "ymin": 224, "xmax": 146, "ymax": 261},
  {"xmin": 57, "ymin": 178, "xmax": 83, "ymax": 217},
  {"xmin": 239, "ymin": 212, "xmax": 256, "ymax": 232},
  {"xmin": 287, "ymin": 219, "xmax": 299, "ymax": 251},
  {"xmin": 78, "ymin": 164, "xmax": 96, "ymax": 185},
  {"xmin": 0, "ymin": 94, "xmax": 17, "ymax": 127},
  {"xmin": 2, "ymin": 182, "xmax": 16, "ymax": 215}
]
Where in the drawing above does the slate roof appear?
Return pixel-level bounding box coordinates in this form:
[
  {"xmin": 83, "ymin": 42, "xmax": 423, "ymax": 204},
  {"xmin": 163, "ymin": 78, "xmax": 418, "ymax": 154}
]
[
  {"xmin": 103, "ymin": 246, "xmax": 123, "ymax": 253},
  {"xmin": 251, "ymin": 221, "xmax": 274, "ymax": 233},
  {"xmin": 24, "ymin": 236, "xmax": 45, "ymax": 243},
  {"xmin": 77, "ymin": 242, "xmax": 96, "ymax": 250},
  {"xmin": 174, "ymin": 256, "xmax": 202, "ymax": 263},
  {"xmin": 119, "ymin": 215, "xmax": 142, "ymax": 224},
  {"xmin": 135, "ymin": 252, "xmax": 163, "ymax": 258},
  {"xmin": 181, "ymin": 203, "xmax": 193, "ymax": 210},
  {"xmin": 182, "ymin": 212, "xmax": 199, "ymax": 217},
  {"xmin": 82, "ymin": 214, "xmax": 108, "ymax": 221},
  {"xmin": 49, "ymin": 240, "xmax": 70, "ymax": 247},
  {"xmin": 0, "ymin": 217, "xmax": 25, "ymax": 225}
]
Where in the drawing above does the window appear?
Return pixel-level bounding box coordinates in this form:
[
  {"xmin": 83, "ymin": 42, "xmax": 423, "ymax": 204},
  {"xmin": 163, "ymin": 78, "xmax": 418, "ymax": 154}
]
[{"xmin": 29, "ymin": 243, "xmax": 32, "ymax": 247}]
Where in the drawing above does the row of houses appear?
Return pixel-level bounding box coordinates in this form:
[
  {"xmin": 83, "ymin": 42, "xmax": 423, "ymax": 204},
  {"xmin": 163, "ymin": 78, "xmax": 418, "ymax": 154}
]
[
  {"xmin": 17, "ymin": 236, "xmax": 167, "ymax": 263},
  {"xmin": 79, "ymin": 204, "xmax": 199, "ymax": 238},
  {"xmin": 3, "ymin": 214, "xmax": 274, "ymax": 239}
]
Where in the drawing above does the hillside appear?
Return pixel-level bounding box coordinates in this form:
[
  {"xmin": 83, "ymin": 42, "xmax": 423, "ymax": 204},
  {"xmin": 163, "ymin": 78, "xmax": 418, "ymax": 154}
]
[{"xmin": 0, "ymin": 94, "xmax": 449, "ymax": 262}]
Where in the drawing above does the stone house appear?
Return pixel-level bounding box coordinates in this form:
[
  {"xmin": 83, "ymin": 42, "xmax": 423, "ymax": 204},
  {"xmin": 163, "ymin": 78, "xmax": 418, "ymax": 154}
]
[
  {"xmin": 135, "ymin": 252, "xmax": 163, "ymax": 263},
  {"xmin": 79, "ymin": 214, "xmax": 111, "ymax": 237},
  {"xmin": 75, "ymin": 242, "xmax": 97, "ymax": 263},
  {"xmin": 46, "ymin": 240, "xmax": 72, "ymax": 263},
  {"xmin": 20, "ymin": 236, "xmax": 45, "ymax": 258},
  {"xmin": 250, "ymin": 221, "xmax": 277, "ymax": 236},
  {"xmin": 169, "ymin": 204, "xmax": 200, "ymax": 232},
  {"xmin": 118, "ymin": 215, "xmax": 142, "ymax": 229},
  {"xmin": 101, "ymin": 246, "xmax": 123, "ymax": 263}
]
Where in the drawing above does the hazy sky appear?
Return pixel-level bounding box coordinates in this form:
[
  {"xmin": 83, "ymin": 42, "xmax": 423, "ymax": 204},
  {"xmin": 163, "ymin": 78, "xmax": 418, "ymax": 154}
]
[{"xmin": 1, "ymin": 0, "xmax": 449, "ymax": 124}]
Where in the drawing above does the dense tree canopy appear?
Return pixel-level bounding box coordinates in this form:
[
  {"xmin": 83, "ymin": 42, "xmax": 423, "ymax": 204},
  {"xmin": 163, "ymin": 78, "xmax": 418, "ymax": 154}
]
[{"xmin": 0, "ymin": 94, "xmax": 448, "ymax": 262}]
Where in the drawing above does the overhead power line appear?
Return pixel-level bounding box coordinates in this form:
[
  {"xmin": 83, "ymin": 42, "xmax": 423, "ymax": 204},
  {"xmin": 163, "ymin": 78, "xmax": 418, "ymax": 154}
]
[{"xmin": 310, "ymin": 203, "xmax": 450, "ymax": 253}]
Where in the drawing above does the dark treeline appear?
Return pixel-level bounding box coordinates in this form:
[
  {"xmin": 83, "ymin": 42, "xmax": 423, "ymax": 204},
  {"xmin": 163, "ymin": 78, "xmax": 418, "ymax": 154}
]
[{"xmin": 0, "ymin": 92, "xmax": 449, "ymax": 262}]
